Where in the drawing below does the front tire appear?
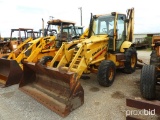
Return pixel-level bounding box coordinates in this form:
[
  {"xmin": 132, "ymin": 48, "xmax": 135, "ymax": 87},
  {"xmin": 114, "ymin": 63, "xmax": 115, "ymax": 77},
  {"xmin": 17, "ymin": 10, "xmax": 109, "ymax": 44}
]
[
  {"xmin": 38, "ymin": 56, "xmax": 53, "ymax": 65},
  {"xmin": 97, "ymin": 60, "xmax": 116, "ymax": 87},
  {"xmin": 140, "ymin": 65, "xmax": 156, "ymax": 100}
]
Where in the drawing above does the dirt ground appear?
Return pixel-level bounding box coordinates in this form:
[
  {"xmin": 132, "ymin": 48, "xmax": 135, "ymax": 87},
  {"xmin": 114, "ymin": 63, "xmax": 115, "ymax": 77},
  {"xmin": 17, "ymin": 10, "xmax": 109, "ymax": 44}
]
[{"xmin": 0, "ymin": 50, "xmax": 159, "ymax": 120}]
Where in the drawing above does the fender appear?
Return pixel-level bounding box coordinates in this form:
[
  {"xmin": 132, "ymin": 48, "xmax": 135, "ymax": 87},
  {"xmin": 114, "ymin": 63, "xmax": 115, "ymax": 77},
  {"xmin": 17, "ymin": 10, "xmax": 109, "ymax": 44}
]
[{"xmin": 120, "ymin": 41, "xmax": 132, "ymax": 52}]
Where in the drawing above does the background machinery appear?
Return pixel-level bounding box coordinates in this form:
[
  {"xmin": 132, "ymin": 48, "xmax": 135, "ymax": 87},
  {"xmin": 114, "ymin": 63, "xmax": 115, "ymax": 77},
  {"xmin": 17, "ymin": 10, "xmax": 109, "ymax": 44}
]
[
  {"xmin": 140, "ymin": 35, "xmax": 160, "ymax": 100},
  {"xmin": 19, "ymin": 8, "xmax": 136, "ymax": 117},
  {"xmin": 0, "ymin": 28, "xmax": 35, "ymax": 87},
  {"xmin": 0, "ymin": 19, "xmax": 84, "ymax": 87},
  {"xmin": 0, "ymin": 28, "xmax": 35, "ymax": 58}
]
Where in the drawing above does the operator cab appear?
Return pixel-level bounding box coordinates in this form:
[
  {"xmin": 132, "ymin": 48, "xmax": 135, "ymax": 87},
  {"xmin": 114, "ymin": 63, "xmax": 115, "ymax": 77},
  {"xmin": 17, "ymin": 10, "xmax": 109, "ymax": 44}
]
[
  {"xmin": 10, "ymin": 28, "xmax": 35, "ymax": 42},
  {"xmin": 46, "ymin": 19, "xmax": 82, "ymax": 47},
  {"xmin": 62, "ymin": 26, "xmax": 83, "ymax": 40},
  {"xmin": 91, "ymin": 13, "xmax": 126, "ymax": 52}
]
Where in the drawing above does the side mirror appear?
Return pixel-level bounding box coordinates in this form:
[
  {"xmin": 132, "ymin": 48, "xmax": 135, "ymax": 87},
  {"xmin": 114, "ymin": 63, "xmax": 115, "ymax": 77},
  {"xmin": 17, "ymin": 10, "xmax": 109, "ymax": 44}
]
[
  {"xmin": 93, "ymin": 15, "xmax": 97, "ymax": 19},
  {"xmin": 111, "ymin": 12, "xmax": 116, "ymax": 16},
  {"xmin": 125, "ymin": 19, "xmax": 129, "ymax": 23}
]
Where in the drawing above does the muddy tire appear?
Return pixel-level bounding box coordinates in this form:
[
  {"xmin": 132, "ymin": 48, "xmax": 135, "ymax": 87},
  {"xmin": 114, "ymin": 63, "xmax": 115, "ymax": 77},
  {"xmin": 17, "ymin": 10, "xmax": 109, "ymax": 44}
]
[
  {"xmin": 140, "ymin": 65, "xmax": 156, "ymax": 100},
  {"xmin": 39, "ymin": 56, "xmax": 53, "ymax": 65},
  {"xmin": 97, "ymin": 60, "xmax": 116, "ymax": 87},
  {"xmin": 123, "ymin": 47, "xmax": 137, "ymax": 74}
]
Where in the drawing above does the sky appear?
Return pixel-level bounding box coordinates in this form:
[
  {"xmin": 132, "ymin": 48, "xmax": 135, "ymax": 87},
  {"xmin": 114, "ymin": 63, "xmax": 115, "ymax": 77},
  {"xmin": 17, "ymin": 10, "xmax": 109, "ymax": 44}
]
[{"xmin": 0, "ymin": 0, "xmax": 160, "ymax": 37}]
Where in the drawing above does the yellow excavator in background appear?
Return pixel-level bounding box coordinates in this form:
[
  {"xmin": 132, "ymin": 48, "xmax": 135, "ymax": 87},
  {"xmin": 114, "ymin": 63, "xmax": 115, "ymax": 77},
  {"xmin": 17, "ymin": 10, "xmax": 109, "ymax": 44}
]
[
  {"xmin": 0, "ymin": 19, "xmax": 85, "ymax": 87},
  {"xmin": 19, "ymin": 8, "xmax": 136, "ymax": 117}
]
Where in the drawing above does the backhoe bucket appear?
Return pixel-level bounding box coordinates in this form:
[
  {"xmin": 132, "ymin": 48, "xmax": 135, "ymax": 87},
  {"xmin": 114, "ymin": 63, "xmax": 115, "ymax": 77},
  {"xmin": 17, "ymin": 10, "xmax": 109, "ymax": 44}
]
[
  {"xmin": 0, "ymin": 59, "xmax": 23, "ymax": 87},
  {"xmin": 19, "ymin": 62, "xmax": 84, "ymax": 117}
]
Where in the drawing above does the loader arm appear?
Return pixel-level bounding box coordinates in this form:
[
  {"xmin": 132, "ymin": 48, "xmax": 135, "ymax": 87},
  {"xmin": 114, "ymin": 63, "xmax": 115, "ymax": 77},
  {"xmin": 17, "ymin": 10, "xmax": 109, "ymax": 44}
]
[
  {"xmin": 15, "ymin": 37, "xmax": 43, "ymax": 64},
  {"xmin": 49, "ymin": 39, "xmax": 84, "ymax": 67},
  {"xmin": 0, "ymin": 36, "xmax": 56, "ymax": 87},
  {"xmin": 26, "ymin": 36, "xmax": 56, "ymax": 62},
  {"xmin": 57, "ymin": 36, "xmax": 108, "ymax": 79}
]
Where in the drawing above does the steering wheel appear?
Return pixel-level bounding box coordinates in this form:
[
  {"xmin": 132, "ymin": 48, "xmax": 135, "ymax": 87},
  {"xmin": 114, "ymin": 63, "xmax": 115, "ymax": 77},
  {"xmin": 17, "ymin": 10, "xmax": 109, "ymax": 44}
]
[
  {"xmin": 102, "ymin": 28, "xmax": 107, "ymax": 33},
  {"xmin": 108, "ymin": 29, "xmax": 114, "ymax": 36}
]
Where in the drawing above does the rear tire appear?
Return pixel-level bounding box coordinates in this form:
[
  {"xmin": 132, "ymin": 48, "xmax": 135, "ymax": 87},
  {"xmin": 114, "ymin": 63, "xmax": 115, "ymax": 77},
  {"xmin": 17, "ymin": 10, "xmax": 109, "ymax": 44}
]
[
  {"xmin": 123, "ymin": 47, "xmax": 137, "ymax": 74},
  {"xmin": 97, "ymin": 60, "xmax": 116, "ymax": 87},
  {"xmin": 140, "ymin": 65, "xmax": 156, "ymax": 100},
  {"xmin": 39, "ymin": 56, "xmax": 53, "ymax": 65}
]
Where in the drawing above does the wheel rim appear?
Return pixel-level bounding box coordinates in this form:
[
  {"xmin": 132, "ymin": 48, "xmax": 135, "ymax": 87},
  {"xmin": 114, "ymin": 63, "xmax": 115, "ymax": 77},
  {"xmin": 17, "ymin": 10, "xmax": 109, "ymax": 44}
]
[
  {"xmin": 131, "ymin": 54, "xmax": 136, "ymax": 68},
  {"xmin": 108, "ymin": 67, "xmax": 114, "ymax": 81}
]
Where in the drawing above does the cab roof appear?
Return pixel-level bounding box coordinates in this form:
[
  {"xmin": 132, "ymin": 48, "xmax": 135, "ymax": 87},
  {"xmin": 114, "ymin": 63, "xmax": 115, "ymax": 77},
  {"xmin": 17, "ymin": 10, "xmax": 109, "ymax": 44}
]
[
  {"xmin": 94, "ymin": 13, "xmax": 125, "ymax": 18},
  {"xmin": 47, "ymin": 19, "xmax": 75, "ymax": 26},
  {"xmin": 11, "ymin": 28, "xmax": 33, "ymax": 32}
]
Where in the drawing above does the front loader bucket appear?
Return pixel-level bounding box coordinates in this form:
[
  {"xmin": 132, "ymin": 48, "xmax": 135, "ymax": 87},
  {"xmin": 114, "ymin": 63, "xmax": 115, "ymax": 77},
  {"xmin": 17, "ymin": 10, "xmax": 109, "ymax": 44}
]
[
  {"xmin": 0, "ymin": 59, "xmax": 23, "ymax": 87},
  {"xmin": 19, "ymin": 62, "xmax": 84, "ymax": 117}
]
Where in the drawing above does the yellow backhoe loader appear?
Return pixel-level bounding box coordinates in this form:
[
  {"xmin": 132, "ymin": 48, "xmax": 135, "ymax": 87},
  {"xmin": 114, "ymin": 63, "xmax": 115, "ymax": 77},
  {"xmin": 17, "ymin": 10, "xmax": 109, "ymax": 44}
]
[
  {"xmin": 19, "ymin": 8, "xmax": 136, "ymax": 117},
  {"xmin": 0, "ymin": 19, "xmax": 84, "ymax": 87}
]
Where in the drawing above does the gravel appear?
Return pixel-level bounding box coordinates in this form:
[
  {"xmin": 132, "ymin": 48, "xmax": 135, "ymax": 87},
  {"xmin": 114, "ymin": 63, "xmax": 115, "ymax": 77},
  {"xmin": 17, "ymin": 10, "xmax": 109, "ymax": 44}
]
[{"xmin": 0, "ymin": 50, "xmax": 159, "ymax": 120}]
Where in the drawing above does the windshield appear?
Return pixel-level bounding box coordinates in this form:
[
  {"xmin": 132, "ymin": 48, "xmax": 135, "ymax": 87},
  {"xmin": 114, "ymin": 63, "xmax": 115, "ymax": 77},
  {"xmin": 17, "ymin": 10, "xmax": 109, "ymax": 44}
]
[
  {"xmin": 92, "ymin": 15, "xmax": 115, "ymax": 35},
  {"xmin": 62, "ymin": 27, "xmax": 72, "ymax": 34},
  {"xmin": 44, "ymin": 24, "xmax": 58, "ymax": 36},
  {"xmin": 76, "ymin": 27, "xmax": 83, "ymax": 36},
  {"xmin": 62, "ymin": 26, "xmax": 83, "ymax": 36}
]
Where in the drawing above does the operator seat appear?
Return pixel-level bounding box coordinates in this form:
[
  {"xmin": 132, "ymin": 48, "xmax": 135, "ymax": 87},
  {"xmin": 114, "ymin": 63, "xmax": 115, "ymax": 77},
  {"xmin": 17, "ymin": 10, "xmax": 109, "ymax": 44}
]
[{"xmin": 56, "ymin": 32, "xmax": 68, "ymax": 47}]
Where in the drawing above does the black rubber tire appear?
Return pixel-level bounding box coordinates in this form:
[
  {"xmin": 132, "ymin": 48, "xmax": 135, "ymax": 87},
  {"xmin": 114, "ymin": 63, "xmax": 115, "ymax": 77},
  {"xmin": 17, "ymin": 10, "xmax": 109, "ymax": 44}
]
[
  {"xmin": 1, "ymin": 55, "xmax": 9, "ymax": 59},
  {"xmin": 39, "ymin": 56, "xmax": 53, "ymax": 65},
  {"xmin": 140, "ymin": 65, "xmax": 156, "ymax": 100},
  {"xmin": 150, "ymin": 50, "xmax": 159, "ymax": 66},
  {"xmin": 97, "ymin": 60, "xmax": 116, "ymax": 87},
  {"xmin": 123, "ymin": 47, "xmax": 137, "ymax": 74}
]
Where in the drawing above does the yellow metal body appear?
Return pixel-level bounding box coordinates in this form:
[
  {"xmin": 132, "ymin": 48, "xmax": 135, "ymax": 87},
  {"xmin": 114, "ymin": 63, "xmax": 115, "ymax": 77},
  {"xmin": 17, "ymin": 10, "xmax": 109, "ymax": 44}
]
[{"xmin": 51, "ymin": 36, "xmax": 132, "ymax": 79}]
